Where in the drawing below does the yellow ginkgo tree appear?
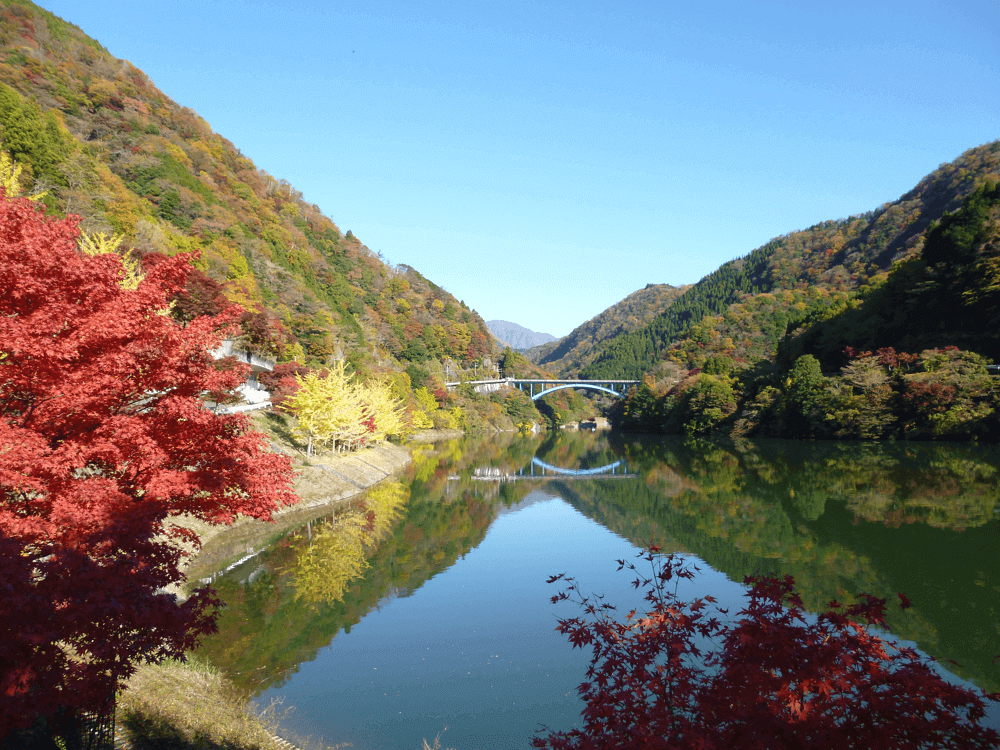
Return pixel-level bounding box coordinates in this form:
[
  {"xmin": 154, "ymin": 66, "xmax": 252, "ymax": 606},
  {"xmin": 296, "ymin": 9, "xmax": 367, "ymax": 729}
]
[
  {"xmin": 0, "ymin": 149, "xmax": 45, "ymax": 201},
  {"xmin": 356, "ymin": 378, "xmax": 407, "ymax": 444},
  {"xmin": 287, "ymin": 361, "xmax": 406, "ymax": 454},
  {"xmin": 78, "ymin": 230, "xmax": 142, "ymax": 290}
]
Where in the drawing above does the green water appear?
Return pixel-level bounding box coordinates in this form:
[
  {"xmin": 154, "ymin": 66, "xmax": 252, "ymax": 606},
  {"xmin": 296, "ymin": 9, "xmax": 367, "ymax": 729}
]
[{"xmin": 195, "ymin": 431, "xmax": 1000, "ymax": 749}]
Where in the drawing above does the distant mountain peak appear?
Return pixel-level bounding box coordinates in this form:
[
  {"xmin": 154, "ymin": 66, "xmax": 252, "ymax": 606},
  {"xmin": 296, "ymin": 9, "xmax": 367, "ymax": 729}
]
[{"xmin": 486, "ymin": 320, "xmax": 557, "ymax": 351}]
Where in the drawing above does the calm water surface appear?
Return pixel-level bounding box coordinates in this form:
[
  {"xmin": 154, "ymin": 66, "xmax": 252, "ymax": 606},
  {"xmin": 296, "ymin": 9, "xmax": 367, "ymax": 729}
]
[{"xmin": 196, "ymin": 432, "xmax": 1000, "ymax": 749}]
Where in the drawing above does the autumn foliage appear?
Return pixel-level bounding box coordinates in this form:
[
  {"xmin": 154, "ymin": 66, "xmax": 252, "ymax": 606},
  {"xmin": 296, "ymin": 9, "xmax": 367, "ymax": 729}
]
[
  {"xmin": 0, "ymin": 193, "xmax": 296, "ymax": 734},
  {"xmin": 286, "ymin": 361, "xmax": 406, "ymax": 453},
  {"xmin": 535, "ymin": 547, "xmax": 1000, "ymax": 750}
]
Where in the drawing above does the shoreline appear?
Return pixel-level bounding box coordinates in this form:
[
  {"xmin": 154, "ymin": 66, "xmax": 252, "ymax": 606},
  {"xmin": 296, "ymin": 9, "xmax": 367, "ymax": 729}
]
[
  {"xmin": 173, "ymin": 422, "xmax": 478, "ymax": 594},
  {"xmin": 120, "ymin": 434, "xmax": 444, "ymax": 749},
  {"xmin": 172, "ymin": 440, "xmax": 414, "ymax": 596}
]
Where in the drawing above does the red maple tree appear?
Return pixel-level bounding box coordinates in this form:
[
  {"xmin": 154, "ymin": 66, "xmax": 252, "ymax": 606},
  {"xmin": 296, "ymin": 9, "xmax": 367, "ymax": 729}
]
[
  {"xmin": 0, "ymin": 194, "xmax": 297, "ymax": 735},
  {"xmin": 536, "ymin": 547, "xmax": 1000, "ymax": 750}
]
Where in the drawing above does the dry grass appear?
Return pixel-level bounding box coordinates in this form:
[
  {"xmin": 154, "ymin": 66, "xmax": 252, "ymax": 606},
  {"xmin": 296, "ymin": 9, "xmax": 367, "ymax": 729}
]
[
  {"xmin": 116, "ymin": 658, "xmax": 290, "ymax": 750},
  {"xmin": 249, "ymin": 410, "xmax": 308, "ymax": 459},
  {"xmin": 420, "ymin": 731, "xmax": 457, "ymax": 750},
  {"xmin": 116, "ymin": 658, "xmax": 454, "ymax": 750}
]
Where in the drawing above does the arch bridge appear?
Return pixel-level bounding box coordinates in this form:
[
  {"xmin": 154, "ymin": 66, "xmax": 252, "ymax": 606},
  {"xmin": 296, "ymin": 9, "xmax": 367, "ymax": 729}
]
[{"xmin": 445, "ymin": 377, "xmax": 639, "ymax": 401}]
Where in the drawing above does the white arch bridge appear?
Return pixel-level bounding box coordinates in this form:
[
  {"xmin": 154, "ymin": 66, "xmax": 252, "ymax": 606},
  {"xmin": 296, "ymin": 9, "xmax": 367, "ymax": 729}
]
[{"xmin": 444, "ymin": 377, "xmax": 639, "ymax": 401}]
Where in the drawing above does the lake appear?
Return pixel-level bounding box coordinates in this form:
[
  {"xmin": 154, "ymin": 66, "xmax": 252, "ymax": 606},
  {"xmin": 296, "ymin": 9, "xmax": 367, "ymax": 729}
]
[{"xmin": 194, "ymin": 431, "xmax": 1000, "ymax": 749}]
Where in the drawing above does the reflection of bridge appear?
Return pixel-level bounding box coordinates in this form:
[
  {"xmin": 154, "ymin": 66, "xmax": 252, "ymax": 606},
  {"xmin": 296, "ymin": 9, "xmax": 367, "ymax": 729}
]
[
  {"xmin": 471, "ymin": 456, "xmax": 636, "ymax": 482},
  {"xmin": 445, "ymin": 377, "xmax": 639, "ymax": 400}
]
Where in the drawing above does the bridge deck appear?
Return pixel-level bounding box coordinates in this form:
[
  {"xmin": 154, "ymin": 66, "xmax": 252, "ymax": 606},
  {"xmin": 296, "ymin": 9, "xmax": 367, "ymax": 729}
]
[{"xmin": 445, "ymin": 377, "xmax": 639, "ymax": 387}]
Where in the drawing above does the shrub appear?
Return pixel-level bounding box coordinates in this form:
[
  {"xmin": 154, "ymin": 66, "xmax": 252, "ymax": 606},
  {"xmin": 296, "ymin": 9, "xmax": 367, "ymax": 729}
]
[{"xmin": 535, "ymin": 547, "xmax": 1000, "ymax": 750}]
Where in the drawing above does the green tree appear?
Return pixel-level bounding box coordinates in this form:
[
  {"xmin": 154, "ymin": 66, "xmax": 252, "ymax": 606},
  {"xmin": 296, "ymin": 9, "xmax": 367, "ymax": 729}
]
[
  {"xmin": 786, "ymin": 355, "xmax": 829, "ymax": 437},
  {"xmin": 825, "ymin": 354, "xmax": 895, "ymax": 439},
  {"xmin": 899, "ymin": 349, "xmax": 999, "ymax": 439},
  {"xmin": 500, "ymin": 347, "xmax": 528, "ymax": 378},
  {"xmin": 676, "ymin": 374, "xmax": 737, "ymax": 435}
]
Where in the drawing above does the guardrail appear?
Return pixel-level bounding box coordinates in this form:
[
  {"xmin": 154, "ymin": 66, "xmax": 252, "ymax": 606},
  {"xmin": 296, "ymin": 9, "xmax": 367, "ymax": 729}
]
[{"xmin": 209, "ymin": 339, "xmax": 275, "ymax": 372}]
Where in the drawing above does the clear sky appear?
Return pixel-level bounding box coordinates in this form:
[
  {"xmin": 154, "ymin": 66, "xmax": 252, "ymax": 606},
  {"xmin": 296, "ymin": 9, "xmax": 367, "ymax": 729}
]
[{"xmin": 41, "ymin": 0, "xmax": 999, "ymax": 337}]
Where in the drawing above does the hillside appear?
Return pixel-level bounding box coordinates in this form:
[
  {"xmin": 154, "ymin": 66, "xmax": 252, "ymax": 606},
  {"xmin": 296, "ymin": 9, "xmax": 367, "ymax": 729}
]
[
  {"xmin": 526, "ymin": 283, "xmax": 689, "ymax": 376},
  {"xmin": 0, "ymin": 1, "xmax": 493, "ymax": 372},
  {"xmin": 486, "ymin": 320, "xmax": 556, "ymax": 351},
  {"xmin": 609, "ymin": 169, "xmax": 1000, "ymax": 442},
  {"xmin": 579, "ymin": 142, "xmax": 1000, "ymax": 379},
  {"xmin": 783, "ymin": 180, "xmax": 1000, "ymax": 369}
]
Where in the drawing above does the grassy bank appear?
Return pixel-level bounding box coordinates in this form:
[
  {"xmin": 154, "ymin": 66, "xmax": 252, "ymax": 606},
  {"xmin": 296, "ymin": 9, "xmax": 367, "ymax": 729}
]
[
  {"xmin": 116, "ymin": 658, "xmax": 292, "ymax": 750},
  {"xmin": 117, "ymin": 411, "xmax": 464, "ymax": 750},
  {"xmin": 168, "ymin": 411, "xmax": 412, "ymax": 596},
  {"xmin": 116, "ymin": 658, "xmax": 458, "ymax": 750}
]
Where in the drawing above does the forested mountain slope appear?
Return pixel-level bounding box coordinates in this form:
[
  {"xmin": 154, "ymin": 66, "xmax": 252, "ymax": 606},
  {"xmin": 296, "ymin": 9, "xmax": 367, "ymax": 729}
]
[
  {"xmin": 526, "ymin": 283, "xmax": 688, "ymax": 376},
  {"xmin": 581, "ymin": 142, "xmax": 1000, "ymax": 379},
  {"xmin": 783, "ymin": 180, "xmax": 1000, "ymax": 368},
  {"xmin": 0, "ymin": 1, "xmax": 492, "ymax": 370},
  {"xmin": 612, "ymin": 176, "xmax": 1000, "ymax": 442}
]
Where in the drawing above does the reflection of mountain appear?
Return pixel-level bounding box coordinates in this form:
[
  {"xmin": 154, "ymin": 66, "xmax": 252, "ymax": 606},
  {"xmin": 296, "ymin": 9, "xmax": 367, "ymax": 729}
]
[
  {"xmin": 198, "ymin": 432, "xmax": 1000, "ymax": 701},
  {"xmin": 548, "ymin": 437, "xmax": 1000, "ymax": 695},
  {"xmin": 196, "ymin": 434, "xmax": 541, "ymax": 693}
]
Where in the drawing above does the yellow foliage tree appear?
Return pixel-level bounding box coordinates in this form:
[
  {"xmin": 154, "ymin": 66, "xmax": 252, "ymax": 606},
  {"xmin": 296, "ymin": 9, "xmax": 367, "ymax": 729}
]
[
  {"xmin": 0, "ymin": 148, "xmax": 45, "ymax": 201},
  {"xmin": 357, "ymin": 378, "xmax": 407, "ymax": 443},
  {"xmin": 414, "ymin": 386, "xmax": 439, "ymax": 412},
  {"xmin": 287, "ymin": 361, "xmax": 366, "ymax": 454},
  {"xmin": 410, "ymin": 409, "xmax": 434, "ymax": 430},
  {"xmin": 409, "ymin": 386, "xmax": 440, "ymax": 431},
  {"xmin": 287, "ymin": 363, "xmax": 407, "ymax": 453}
]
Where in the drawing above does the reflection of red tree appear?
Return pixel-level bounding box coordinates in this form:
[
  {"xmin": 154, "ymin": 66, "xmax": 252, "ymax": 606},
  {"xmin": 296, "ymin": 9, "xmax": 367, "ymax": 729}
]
[{"xmin": 536, "ymin": 548, "xmax": 1000, "ymax": 750}]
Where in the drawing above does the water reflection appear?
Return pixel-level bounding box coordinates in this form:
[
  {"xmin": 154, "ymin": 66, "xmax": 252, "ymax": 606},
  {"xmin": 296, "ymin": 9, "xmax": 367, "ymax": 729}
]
[
  {"xmin": 195, "ymin": 433, "xmax": 543, "ymax": 694},
  {"xmin": 292, "ymin": 482, "xmax": 408, "ymax": 605},
  {"xmin": 571, "ymin": 434, "xmax": 1000, "ymax": 695},
  {"xmin": 194, "ymin": 431, "xmax": 1000, "ymax": 743}
]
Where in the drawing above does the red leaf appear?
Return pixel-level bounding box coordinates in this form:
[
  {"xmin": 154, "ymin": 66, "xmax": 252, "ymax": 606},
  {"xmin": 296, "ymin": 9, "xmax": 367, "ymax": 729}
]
[{"xmin": 0, "ymin": 194, "xmax": 296, "ymax": 733}]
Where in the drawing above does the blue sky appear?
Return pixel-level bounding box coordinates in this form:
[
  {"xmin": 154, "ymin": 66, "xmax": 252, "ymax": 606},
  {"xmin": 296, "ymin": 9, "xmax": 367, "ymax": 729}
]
[{"xmin": 43, "ymin": 0, "xmax": 999, "ymax": 337}]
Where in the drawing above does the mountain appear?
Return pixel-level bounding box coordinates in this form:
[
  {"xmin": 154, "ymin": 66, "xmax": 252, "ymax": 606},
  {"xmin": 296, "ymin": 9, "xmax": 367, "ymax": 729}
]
[
  {"xmin": 525, "ymin": 283, "xmax": 689, "ymax": 377},
  {"xmin": 0, "ymin": 1, "xmax": 493, "ymax": 370},
  {"xmin": 579, "ymin": 142, "xmax": 1000, "ymax": 380},
  {"xmin": 783, "ymin": 179, "xmax": 1000, "ymax": 369},
  {"xmin": 486, "ymin": 320, "xmax": 556, "ymax": 351},
  {"xmin": 611, "ymin": 177, "xmax": 1000, "ymax": 442}
]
